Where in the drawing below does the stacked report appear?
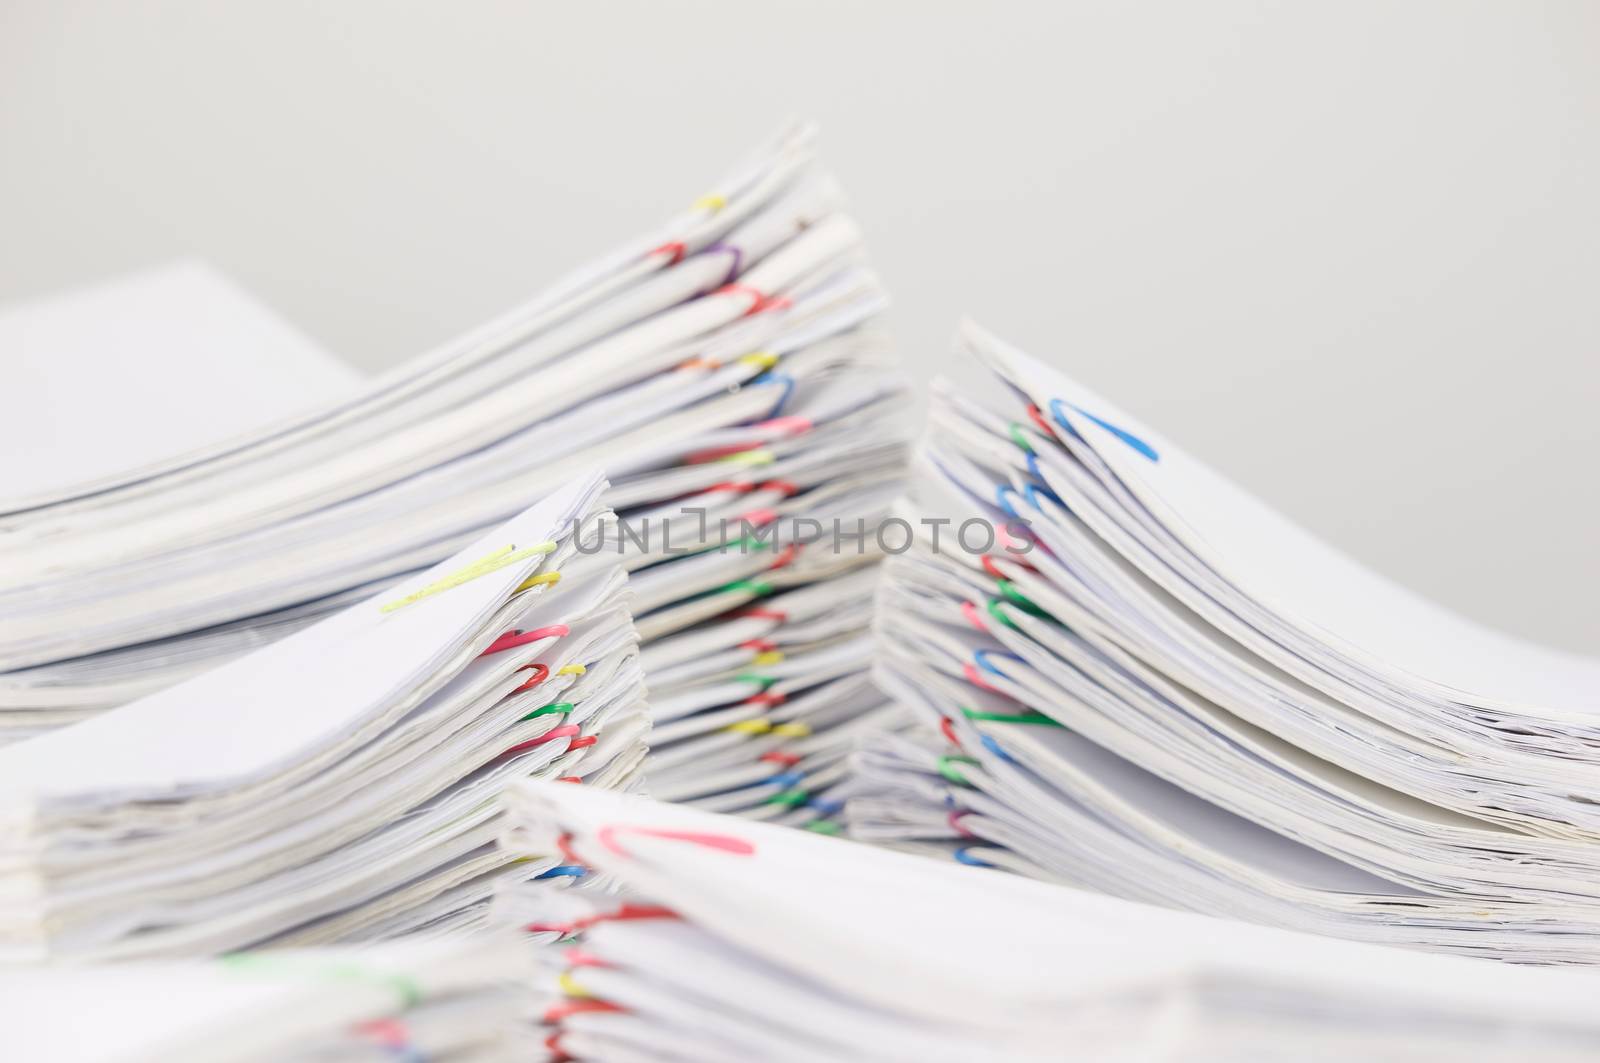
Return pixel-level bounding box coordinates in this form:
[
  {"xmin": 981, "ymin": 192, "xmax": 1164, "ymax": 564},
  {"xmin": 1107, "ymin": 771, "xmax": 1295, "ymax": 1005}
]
[
  {"xmin": 5, "ymin": 935, "xmax": 532, "ymax": 1062},
  {"xmin": 0, "ymin": 473, "xmax": 650, "ymax": 959},
  {"xmin": 0, "ymin": 124, "xmax": 906, "ymax": 825},
  {"xmin": 851, "ymin": 320, "xmax": 1600, "ymax": 964},
  {"xmin": 496, "ymin": 781, "xmax": 1600, "ymax": 1062},
  {"xmin": 640, "ymin": 565, "xmax": 906, "ymax": 830}
]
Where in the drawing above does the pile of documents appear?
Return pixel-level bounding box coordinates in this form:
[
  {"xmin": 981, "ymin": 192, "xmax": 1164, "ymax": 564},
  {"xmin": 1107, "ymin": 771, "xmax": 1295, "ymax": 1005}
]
[
  {"xmin": 641, "ymin": 565, "xmax": 905, "ymax": 829},
  {"xmin": 0, "ymin": 474, "xmax": 651, "ymax": 959},
  {"xmin": 0, "ymin": 124, "xmax": 906, "ymax": 826},
  {"xmin": 497, "ymin": 781, "xmax": 1600, "ymax": 1061},
  {"xmin": 5, "ymin": 935, "xmax": 533, "ymax": 1063},
  {"xmin": 850, "ymin": 321, "xmax": 1600, "ymax": 964}
]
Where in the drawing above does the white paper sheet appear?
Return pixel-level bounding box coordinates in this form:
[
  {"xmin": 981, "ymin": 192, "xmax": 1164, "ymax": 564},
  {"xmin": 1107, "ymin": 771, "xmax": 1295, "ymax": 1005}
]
[{"xmin": 0, "ymin": 261, "xmax": 358, "ymax": 507}]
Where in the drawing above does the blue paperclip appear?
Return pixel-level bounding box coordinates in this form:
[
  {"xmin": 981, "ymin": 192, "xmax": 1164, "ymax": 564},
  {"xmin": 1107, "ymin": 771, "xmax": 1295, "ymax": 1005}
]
[
  {"xmin": 535, "ymin": 864, "xmax": 587, "ymax": 880},
  {"xmin": 765, "ymin": 770, "xmax": 805, "ymax": 790},
  {"xmin": 995, "ymin": 484, "xmax": 1021, "ymax": 519},
  {"xmin": 953, "ymin": 847, "xmax": 995, "ymax": 868},
  {"xmin": 1050, "ymin": 398, "xmax": 1158, "ymax": 462},
  {"xmin": 1024, "ymin": 454, "xmax": 1063, "ymax": 508},
  {"xmin": 980, "ymin": 733, "xmax": 1015, "ymax": 763},
  {"xmin": 974, "ymin": 649, "xmax": 1022, "ymax": 678},
  {"xmin": 1023, "ymin": 484, "xmax": 1062, "ymax": 515},
  {"xmin": 808, "ymin": 797, "xmax": 845, "ymax": 816},
  {"xmin": 1048, "ymin": 399, "xmax": 1084, "ymax": 440},
  {"xmin": 756, "ymin": 371, "xmax": 796, "ymax": 418}
]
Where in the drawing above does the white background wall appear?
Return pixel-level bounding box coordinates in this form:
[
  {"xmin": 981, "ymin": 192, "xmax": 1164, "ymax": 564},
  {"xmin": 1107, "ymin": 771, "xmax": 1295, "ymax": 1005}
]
[{"xmin": 2, "ymin": 1, "xmax": 1596, "ymax": 652}]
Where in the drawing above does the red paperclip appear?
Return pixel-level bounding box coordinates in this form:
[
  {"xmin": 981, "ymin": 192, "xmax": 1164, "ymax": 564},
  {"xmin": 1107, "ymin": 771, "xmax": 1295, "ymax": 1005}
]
[
  {"xmin": 512, "ymin": 663, "xmax": 551, "ymax": 693},
  {"xmin": 579, "ymin": 903, "xmax": 679, "ymax": 928},
  {"xmin": 502, "ymin": 723, "xmax": 579, "ymax": 756},
  {"xmin": 995, "ymin": 523, "xmax": 1037, "ymax": 566},
  {"xmin": 650, "ymin": 240, "xmax": 687, "ymax": 265},
  {"xmin": 1026, "ymin": 403, "xmax": 1059, "ymax": 441},
  {"xmin": 543, "ymin": 999, "xmax": 626, "ymax": 1023},
  {"xmin": 714, "ymin": 283, "xmax": 790, "ymax": 316},
  {"xmin": 737, "ymin": 607, "xmax": 788, "ymax": 622},
  {"xmin": 757, "ymin": 415, "xmax": 812, "ymax": 436},
  {"xmin": 562, "ymin": 947, "xmax": 613, "ymax": 969},
  {"xmin": 524, "ymin": 903, "xmax": 679, "ymax": 937},
  {"xmin": 356, "ymin": 1019, "xmax": 409, "ymax": 1048},
  {"xmin": 596, "ymin": 826, "xmax": 756, "ymax": 858},
  {"xmin": 557, "ymin": 832, "xmax": 583, "ymax": 866},
  {"xmin": 480, "ymin": 625, "xmax": 570, "ymax": 658},
  {"xmin": 963, "ymin": 663, "xmax": 998, "ymax": 692}
]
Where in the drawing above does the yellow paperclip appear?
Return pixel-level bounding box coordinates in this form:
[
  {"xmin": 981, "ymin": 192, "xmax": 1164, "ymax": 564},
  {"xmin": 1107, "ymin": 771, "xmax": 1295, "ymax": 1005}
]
[
  {"xmin": 558, "ymin": 971, "xmax": 590, "ymax": 998},
  {"xmin": 718, "ymin": 449, "xmax": 775, "ymax": 466},
  {"xmin": 724, "ymin": 719, "xmax": 772, "ymax": 735},
  {"xmin": 515, "ymin": 571, "xmax": 563, "ymax": 594},
  {"xmin": 557, "ymin": 664, "xmax": 587, "ymax": 677},
  {"xmin": 739, "ymin": 351, "xmax": 779, "ymax": 371},
  {"xmin": 773, "ymin": 722, "xmax": 812, "ymax": 738},
  {"xmin": 692, "ymin": 193, "xmax": 727, "ymax": 212},
  {"xmin": 381, "ymin": 542, "xmax": 556, "ymax": 613},
  {"xmin": 752, "ymin": 651, "xmax": 785, "ymax": 667}
]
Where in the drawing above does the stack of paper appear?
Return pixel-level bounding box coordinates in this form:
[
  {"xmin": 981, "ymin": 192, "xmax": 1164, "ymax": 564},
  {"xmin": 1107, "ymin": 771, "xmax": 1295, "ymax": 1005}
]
[
  {"xmin": 496, "ymin": 781, "xmax": 1600, "ymax": 1061},
  {"xmin": 0, "ymin": 473, "xmax": 652, "ymax": 959},
  {"xmin": 640, "ymin": 566, "xmax": 907, "ymax": 829},
  {"xmin": 0, "ymin": 125, "xmax": 907, "ymax": 824},
  {"xmin": 850, "ymin": 320, "xmax": 1600, "ymax": 964},
  {"xmin": 5, "ymin": 935, "xmax": 533, "ymax": 1062}
]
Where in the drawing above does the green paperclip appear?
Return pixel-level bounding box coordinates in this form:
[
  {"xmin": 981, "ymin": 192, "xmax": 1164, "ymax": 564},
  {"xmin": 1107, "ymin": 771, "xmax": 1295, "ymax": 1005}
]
[
  {"xmin": 1007, "ymin": 422, "xmax": 1033, "ymax": 453},
  {"xmin": 986, "ymin": 597, "xmax": 1020, "ymax": 631},
  {"xmin": 764, "ymin": 789, "xmax": 809, "ymax": 807},
  {"xmin": 961, "ymin": 706, "xmax": 1064, "ymax": 727},
  {"xmin": 715, "ymin": 534, "xmax": 770, "ymax": 555},
  {"xmin": 938, "ymin": 755, "xmax": 979, "ymax": 785},
  {"xmin": 723, "ymin": 578, "xmax": 773, "ymax": 597},
  {"xmin": 734, "ymin": 672, "xmax": 778, "ymax": 689},
  {"xmin": 520, "ymin": 701, "xmax": 574, "ymax": 721},
  {"xmin": 997, "ymin": 579, "xmax": 1050, "ymax": 619},
  {"xmin": 805, "ymin": 819, "xmax": 843, "ymax": 835}
]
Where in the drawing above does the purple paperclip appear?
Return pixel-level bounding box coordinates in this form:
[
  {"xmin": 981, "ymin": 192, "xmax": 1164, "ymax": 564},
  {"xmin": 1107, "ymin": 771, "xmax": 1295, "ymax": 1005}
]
[{"xmin": 703, "ymin": 241, "xmax": 743, "ymax": 286}]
